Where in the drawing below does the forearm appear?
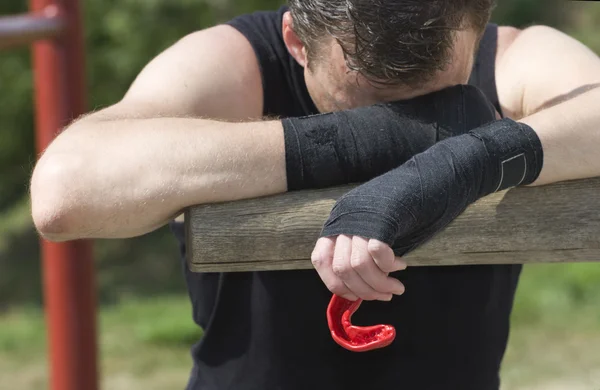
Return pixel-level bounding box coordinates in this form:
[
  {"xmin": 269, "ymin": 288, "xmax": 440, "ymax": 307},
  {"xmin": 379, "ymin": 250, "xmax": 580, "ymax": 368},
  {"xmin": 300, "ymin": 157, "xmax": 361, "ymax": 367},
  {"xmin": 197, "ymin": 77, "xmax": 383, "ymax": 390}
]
[
  {"xmin": 30, "ymin": 84, "xmax": 497, "ymax": 241},
  {"xmin": 31, "ymin": 115, "xmax": 285, "ymax": 241},
  {"xmin": 521, "ymin": 86, "xmax": 600, "ymax": 186}
]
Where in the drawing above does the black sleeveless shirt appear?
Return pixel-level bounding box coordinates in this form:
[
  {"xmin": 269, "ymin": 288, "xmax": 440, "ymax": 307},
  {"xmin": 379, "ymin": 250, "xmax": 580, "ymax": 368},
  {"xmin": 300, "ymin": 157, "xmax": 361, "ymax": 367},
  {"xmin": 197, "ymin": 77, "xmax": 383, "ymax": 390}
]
[{"xmin": 170, "ymin": 6, "xmax": 519, "ymax": 390}]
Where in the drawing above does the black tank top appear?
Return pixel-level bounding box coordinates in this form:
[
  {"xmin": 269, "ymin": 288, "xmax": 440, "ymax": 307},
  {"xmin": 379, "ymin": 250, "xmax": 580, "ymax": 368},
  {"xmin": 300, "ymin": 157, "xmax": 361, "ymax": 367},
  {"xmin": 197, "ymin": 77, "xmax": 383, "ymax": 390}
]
[{"xmin": 170, "ymin": 6, "xmax": 518, "ymax": 390}]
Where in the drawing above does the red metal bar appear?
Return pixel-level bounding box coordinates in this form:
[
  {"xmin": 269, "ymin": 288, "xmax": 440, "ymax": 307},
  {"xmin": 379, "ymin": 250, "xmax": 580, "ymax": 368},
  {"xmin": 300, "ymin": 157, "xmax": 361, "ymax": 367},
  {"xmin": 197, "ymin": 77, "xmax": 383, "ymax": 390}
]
[
  {"xmin": 29, "ymin": 1, "xmax": 98, "ymax": 390},
  {"xmin": 0, "ymin": 8, "xmax": 64, "ymax": 49}
]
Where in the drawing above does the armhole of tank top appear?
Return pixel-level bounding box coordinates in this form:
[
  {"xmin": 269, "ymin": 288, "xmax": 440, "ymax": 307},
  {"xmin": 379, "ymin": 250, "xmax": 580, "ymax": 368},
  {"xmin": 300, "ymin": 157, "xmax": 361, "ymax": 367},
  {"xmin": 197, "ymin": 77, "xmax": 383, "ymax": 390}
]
[
  {"xmin": 224, "ymin": 8, "xmax": 291, "ymax": 117},
  {"xmin": 471, "ymin": 24, "xmax": 504, "ymax": 117}
]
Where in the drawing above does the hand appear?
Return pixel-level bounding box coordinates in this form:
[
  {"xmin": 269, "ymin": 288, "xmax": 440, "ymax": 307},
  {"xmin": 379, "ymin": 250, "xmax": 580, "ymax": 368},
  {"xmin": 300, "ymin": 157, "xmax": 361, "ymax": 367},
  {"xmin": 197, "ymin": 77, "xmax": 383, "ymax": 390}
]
[{"xmin": 311, "ymin": 235, "xmax": 406, "ymax": 301}]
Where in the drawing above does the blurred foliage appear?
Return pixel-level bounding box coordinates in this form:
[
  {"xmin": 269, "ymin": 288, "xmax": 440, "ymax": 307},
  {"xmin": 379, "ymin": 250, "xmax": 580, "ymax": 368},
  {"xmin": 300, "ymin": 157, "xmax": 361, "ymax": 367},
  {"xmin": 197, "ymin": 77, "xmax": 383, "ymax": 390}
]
[
  {"xmin": 0, "ymin": 0, "xmax": 282, "ymax": 214},
  {"xmin": 490, "ymin": 0, "xmax": 567, "ymax": 27},
  {"xmin": 0, "ymin": 0, "xmax": 600, "ymax": 310}
]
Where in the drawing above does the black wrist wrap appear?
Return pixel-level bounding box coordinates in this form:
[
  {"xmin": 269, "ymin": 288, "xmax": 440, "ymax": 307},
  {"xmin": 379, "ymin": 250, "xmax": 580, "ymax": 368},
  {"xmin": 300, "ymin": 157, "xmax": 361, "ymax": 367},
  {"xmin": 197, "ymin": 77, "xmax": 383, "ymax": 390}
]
[
  {"xmin": 282, "ymin": 85, "xmax": 497, "ymax": 190},
  {"xmin": 318, "ymin": 118, "xmax": 544, "ymax": 253},
  {"xmin": 469, "ymin": 119, "xmax": 544, "ymax": 197}
]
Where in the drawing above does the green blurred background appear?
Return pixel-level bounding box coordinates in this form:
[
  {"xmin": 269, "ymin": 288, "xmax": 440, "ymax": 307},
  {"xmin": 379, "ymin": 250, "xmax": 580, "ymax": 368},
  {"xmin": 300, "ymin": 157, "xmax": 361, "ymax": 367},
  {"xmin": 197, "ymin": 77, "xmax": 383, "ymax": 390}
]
[{"xmin": 1, "ymin": 1, "xmax": 599, "ymax": 389}]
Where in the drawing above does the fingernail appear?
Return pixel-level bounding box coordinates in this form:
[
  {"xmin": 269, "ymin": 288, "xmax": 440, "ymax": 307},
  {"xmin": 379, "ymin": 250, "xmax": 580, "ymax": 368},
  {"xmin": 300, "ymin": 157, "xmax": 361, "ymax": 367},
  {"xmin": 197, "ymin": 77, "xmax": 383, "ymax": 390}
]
[{"xmin": 394, "ymin": 258, "xmax": 408, "ymax": 270}]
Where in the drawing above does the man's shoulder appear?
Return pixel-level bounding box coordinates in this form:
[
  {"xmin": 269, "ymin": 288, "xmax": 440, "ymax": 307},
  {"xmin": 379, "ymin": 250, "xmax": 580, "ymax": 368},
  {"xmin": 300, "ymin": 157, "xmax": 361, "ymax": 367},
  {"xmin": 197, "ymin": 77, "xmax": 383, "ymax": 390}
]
[
  {"xmin": 495, "ymin": 24, "xmax": 582, "ymax": 66},
  {"xmin": 496, "ymin": 26, "xmax": 522, "ymax": 64},
  {"xmin": 494, "ymin": 24, "xmax": 600, "ymax": 118}
]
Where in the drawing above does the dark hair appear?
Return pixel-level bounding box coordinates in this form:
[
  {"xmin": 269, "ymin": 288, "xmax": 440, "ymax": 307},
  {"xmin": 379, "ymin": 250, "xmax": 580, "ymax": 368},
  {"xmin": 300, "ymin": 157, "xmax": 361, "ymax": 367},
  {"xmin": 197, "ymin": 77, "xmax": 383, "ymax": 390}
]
[{"xmin": 288, "ymin": 0, "xmax": 496, "ymax": 86}]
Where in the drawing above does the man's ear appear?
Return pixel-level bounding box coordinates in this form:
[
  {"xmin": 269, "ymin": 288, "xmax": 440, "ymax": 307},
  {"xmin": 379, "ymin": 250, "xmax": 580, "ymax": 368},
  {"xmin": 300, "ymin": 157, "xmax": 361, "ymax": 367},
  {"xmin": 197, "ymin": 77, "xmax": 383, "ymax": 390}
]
[{"xmin": 282, "ymin": 11, "xmax": 308, "ymax": 67}]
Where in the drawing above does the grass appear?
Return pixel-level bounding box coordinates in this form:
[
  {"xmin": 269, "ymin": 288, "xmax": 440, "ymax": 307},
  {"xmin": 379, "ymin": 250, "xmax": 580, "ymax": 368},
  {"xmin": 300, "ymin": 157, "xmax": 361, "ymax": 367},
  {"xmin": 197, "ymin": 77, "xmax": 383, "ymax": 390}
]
[
  {"xmin": 501, "ymin": 264, "xmax": 600, "ymax": 389},
  {"xmin": 511, "ymin": 263, "xmax": 600, "ymax": 329},
  {"xmin": 1, "ymin": 263, "xmax": 600, "ymax": 390},
  {"xmin": 0, "ymin": 296, "xmax": 200, "ymax": 390}
]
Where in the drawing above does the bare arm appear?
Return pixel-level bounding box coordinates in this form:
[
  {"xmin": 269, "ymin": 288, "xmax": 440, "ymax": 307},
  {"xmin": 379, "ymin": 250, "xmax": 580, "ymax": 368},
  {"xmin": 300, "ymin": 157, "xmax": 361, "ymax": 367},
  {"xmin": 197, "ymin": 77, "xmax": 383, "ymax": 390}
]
[
  {"xmin": 30, "ymin": 25, "xmax": 287, "ymax": 241},
  {"xmin": 496, "ymin": 25, "xmax": 600, "ymax": 186}
]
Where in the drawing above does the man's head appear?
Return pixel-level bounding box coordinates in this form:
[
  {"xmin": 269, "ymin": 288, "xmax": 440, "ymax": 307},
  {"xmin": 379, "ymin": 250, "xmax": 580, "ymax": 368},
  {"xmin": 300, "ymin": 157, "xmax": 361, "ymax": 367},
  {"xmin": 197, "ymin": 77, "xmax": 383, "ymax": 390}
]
[{"xmin": 283, "ymin": 0, "xmax": 496, "ymax": 112}]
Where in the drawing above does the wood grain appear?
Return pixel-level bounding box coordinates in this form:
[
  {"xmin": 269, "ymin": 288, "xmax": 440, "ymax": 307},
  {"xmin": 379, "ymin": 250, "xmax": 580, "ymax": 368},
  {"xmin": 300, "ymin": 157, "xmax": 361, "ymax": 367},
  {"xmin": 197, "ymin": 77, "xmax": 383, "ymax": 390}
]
[{"xmin": 186, "ymin": 178, "xmax": 600, "ymax": 273}]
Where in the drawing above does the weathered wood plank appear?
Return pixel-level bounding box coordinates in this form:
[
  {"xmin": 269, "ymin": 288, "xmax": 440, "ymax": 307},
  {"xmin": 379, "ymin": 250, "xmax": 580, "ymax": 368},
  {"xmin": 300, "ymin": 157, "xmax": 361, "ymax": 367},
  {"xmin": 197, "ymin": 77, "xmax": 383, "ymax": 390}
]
[{"xmin": 186, "ymin": 178, "xmax": 600, "ymax": 273}]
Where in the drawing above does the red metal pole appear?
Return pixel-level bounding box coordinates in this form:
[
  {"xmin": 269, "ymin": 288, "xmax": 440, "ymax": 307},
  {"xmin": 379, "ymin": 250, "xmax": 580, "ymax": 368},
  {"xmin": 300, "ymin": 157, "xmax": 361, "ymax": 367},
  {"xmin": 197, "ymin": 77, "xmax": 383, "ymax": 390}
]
[{"xmin": 30, "ymin": 1, "xmax": 98, "ymax": 390}]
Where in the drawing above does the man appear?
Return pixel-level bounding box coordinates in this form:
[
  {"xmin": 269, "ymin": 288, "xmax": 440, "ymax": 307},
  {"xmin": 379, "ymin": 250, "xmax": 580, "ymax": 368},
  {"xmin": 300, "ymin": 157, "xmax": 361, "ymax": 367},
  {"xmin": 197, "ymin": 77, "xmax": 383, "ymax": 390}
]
[{"xmin": 30, "ymin": 1, "xmax": 600, "ymax": 389}]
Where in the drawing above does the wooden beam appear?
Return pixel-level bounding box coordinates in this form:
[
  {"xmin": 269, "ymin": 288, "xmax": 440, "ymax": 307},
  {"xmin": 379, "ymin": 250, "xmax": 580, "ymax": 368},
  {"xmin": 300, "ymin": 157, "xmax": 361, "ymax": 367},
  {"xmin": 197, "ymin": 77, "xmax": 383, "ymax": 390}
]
[{"xmin": 186, "ymin": 178, "xmax": 600, "ymax": 273}]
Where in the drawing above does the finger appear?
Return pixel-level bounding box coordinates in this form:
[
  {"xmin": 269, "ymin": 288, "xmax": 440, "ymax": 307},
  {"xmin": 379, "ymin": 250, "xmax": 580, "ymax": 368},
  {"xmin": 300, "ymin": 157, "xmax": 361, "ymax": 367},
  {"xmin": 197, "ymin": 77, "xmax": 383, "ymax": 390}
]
[
  {"xmin": 368, "ymin": 239, "xmax": 407, "ymax": 273},
  {"xmin": 332, "ymin": 235, "xmax": 391, "ymax": 301},
  {"xmin": 391, "ymin": 257, "xmax": 408, "ymax": 272},
  {"xmin": 350, "ymin": 236, "xmax": 402, "ymax": 297},
  {"xmin": 311, "ymin": 237, "xmax": 358, "ymax": 300}
]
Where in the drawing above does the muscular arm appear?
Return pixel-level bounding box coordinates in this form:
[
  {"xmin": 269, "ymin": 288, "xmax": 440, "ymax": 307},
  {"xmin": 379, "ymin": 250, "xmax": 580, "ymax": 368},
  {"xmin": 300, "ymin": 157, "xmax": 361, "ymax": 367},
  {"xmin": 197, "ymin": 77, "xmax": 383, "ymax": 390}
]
[
  {"xmin": 30, "ymin": 25, "xmax": 287, "ymax": 241},
  {"xmin": 496, "ymin": 25, "xmax": 600, "ymax": 185}
]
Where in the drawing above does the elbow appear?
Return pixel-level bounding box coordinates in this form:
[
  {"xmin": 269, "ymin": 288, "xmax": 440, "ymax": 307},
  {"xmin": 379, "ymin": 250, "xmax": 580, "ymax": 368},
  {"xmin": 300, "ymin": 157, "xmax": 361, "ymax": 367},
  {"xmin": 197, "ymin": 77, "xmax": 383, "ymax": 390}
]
[
  {"xmin": 30, "ymin": 154, "xmax": 86, "ymax": 242},
  {"xmin": 32, "ymin": 212, "xmax": 75, "ymax": 243}
]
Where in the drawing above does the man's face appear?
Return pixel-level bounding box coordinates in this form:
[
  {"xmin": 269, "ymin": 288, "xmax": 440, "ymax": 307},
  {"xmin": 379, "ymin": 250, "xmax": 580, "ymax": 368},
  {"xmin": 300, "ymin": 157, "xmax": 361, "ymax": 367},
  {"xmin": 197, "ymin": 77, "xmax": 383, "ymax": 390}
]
[{"xmin": 302, "ymin": 30, "xmax": 480, "ymax": 113}]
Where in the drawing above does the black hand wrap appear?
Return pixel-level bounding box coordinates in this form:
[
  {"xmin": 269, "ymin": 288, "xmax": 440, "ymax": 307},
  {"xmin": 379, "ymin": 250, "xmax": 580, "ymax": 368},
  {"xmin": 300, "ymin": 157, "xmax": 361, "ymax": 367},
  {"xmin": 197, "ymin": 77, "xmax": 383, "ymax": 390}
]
[
  {"xmin": 319, "ymin": 119, "xmax": 544, "ymax": 255},
  {"xmin": 282, "ymin": 85, "xmax": 497, "ymax": 190}
]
